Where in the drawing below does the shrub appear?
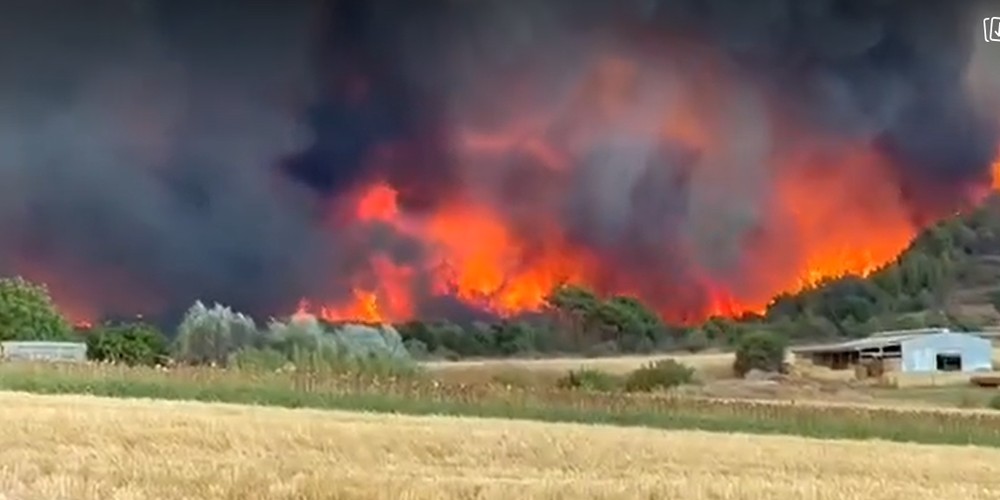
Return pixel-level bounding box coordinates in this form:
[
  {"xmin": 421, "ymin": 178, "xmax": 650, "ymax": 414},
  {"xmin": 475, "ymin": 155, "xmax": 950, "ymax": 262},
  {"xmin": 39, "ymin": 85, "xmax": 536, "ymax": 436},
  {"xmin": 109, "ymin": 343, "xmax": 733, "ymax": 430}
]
[
  {"xmin": 261, "ymin": 313, "xmax": 418, "ymax": 376},
  {"xmin": 403, "ymin": 338, "xmax": 430, "ymax": 359},
  {"xmin": 173, "ymin": 301, "xmax": 258, "ymax": 366},
  {"xmin": 85, "ymin": 322, "xmax": 169, "ymax": 366},
  {"xmin": 989, "ymin": 394, "xmax": 1000, "ymax": 411},
  {"xmin": 682, "ymin": 327, "xmax": 710, "ymax": 353},
  {"xmin": 623, "ymin": 359, "xmax": 694, "ymax": 392},
  {"xmin": 556, "ymin": 368, "xmax": 622, "ymax": 392},
  {"xmin": 0, "ymin": 276, "xmax": 71, "ymax": 341},
  {"xmin": 334, "ymin": 323, "xmax": 411, "ymax": 361},
  {"xmin": 733, "ymin": 330, "xmax": 788, "ymax": 377}
]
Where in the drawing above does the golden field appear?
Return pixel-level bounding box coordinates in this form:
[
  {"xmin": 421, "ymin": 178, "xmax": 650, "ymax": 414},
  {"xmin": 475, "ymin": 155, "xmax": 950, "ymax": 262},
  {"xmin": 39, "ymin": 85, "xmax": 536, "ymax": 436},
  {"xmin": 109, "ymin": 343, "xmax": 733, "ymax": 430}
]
[
  {"xmin": 424, "ymin": 351, "xmax": 736, "ymax": 387},
  {"xmin": 423, "ymin": 352, "xmax": 734, "ymax": 375},
  {"xmin": 2, "ymin": 392, "xmax": 1000, "ymax": 499}
]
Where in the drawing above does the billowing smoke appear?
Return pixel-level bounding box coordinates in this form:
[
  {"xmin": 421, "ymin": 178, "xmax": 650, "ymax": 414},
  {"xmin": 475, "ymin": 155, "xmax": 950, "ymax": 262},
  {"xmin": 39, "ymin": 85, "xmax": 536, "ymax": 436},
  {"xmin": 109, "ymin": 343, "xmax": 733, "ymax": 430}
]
[{"xmin": 0, "ymin": 0, "xmax": 997, "ymax": 325}]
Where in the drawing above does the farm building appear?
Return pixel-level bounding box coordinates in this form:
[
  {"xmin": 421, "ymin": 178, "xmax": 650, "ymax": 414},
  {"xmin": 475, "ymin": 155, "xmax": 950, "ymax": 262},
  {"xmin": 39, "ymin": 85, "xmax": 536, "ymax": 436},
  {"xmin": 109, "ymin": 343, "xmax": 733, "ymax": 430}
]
[
  {"xmin": 792, "ymin": 329, "xmax": 992, "ymax": 376},
  {"xmin": 0, "ymin": 341, "xmax": 87, "ymax": 362}
]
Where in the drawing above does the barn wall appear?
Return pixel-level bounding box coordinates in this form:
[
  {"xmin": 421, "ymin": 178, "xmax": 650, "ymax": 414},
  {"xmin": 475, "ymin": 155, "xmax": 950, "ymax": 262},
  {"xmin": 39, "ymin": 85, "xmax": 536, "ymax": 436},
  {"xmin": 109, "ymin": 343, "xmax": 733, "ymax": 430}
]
[
  {"xmin": 0, "ymin": 341, "xmax": 88, "ymax": 362},
  {"xmin": 900, "ymin": 333, "xmax": 992, "ymax": 373}
]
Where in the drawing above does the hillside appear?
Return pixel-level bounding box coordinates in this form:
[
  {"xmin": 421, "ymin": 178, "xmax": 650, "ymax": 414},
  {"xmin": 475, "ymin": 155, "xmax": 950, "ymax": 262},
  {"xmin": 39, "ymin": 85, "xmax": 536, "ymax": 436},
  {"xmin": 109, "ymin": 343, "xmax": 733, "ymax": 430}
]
[
  {"xmin": 389, "ymin": 195, "xmax": 1000, "ymax": 358},
  {"xmin": 757, "ymin": 193, "xmax": 1000, "ymax": 341}
]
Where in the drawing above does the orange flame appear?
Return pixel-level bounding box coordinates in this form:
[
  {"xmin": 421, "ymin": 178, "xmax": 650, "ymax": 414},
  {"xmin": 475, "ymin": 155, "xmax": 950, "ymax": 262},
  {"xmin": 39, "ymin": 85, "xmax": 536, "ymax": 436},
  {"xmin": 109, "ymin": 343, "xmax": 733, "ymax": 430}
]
[{"xmin": 295, "ymin": 53, "xmax": 992, "ymax": 325}]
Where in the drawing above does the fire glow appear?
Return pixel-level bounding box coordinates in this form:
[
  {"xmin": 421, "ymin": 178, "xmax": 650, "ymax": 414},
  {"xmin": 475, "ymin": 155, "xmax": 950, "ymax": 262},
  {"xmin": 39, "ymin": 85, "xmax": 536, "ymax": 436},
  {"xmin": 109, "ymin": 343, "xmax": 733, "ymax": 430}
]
[
  {"xmin": 7, "ymin": 2, "xmax": 997, "ymax": 329},
  {"xmin": 299, "ymin": 54, "xmax": 946, "ymax": 325}
]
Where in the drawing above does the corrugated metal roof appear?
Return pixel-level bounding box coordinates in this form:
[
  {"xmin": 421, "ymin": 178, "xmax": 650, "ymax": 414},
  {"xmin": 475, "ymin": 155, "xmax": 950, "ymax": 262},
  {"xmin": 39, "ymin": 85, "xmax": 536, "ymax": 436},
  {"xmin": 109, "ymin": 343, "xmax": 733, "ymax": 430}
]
[
  {"xmin": 792, "ymin": 334, "xmax": 921, "ymax": 354},
  {"xmin": 869, "ymin": 327, "xmax": 950, "ymax": 338},
  {"xmin": 792, "ymin": 328, "xmax": 995, "ymax": 354}
]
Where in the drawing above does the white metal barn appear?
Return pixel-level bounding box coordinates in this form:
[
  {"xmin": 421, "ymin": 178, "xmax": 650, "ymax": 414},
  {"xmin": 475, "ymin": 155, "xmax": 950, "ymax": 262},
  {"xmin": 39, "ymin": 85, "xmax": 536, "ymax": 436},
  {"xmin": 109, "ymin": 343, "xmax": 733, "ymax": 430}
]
[
  {"xmin": 0, "ymin": 341, "xmax": 88, "ymax": 362},
  {"xmin": 793, "ymin": 329, "xmax": 992, "ymax": 374}
]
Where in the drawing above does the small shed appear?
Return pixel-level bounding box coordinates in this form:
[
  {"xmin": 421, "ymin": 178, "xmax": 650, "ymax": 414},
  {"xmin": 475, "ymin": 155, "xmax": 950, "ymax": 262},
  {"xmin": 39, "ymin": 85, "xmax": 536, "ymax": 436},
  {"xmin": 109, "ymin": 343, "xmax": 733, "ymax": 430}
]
[
  {"xmin": 792, "ymin": 330, "xmax": 992, "ymax": 374},
  {"xmin": 0, "ymin": 341, "xmax": 88, "ymax": 363}
]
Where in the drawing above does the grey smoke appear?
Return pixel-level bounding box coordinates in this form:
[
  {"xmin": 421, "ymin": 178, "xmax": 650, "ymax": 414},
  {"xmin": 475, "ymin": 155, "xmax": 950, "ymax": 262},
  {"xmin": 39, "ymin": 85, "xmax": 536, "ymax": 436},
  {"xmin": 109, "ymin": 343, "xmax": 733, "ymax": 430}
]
[
  {"xmin": 0, "ymin": 0, "xmax": 997, "ymax": 323},
  {"xmin": 0, "ymin": 2, "xmax": 335, "ymax": 320}
]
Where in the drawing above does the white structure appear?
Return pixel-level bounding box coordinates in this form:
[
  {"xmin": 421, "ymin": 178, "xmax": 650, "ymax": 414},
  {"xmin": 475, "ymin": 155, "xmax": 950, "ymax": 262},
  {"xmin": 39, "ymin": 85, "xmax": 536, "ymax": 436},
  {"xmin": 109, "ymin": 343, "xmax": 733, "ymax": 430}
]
[
  {"xmin": 0, "ymin": 341, "xmax": 88, "ymax": 362},
  {"xmin": 793, "ymin": 329, "xmax": 993, "ymax": 373}
]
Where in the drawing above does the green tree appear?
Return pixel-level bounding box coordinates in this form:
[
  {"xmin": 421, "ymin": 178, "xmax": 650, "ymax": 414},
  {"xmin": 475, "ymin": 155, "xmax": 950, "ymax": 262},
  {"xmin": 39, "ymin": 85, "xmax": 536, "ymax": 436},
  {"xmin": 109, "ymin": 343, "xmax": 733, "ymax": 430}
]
[
  {"xmin": 603, "ymin": 295, "xmax": 667, "ymax": 351},
  {"xmin": 733, "ymin": 330, "xmax": 787, "ymax": 376},
  {"xmin": 545, "ymin": 284, "xmax": 601, "ymax": 347},
  {"xmin": 86, "ymin": 321, "xmax": 169, "ymax": 366},
  {"xmin": 395, "ymin": 320, "xmax": 443, "ymax": 352},
  {"xmin": 490, "ymin": 320, "xmax": 541, "ymax": 356},
  {"xmin": 173, "ymin": 301, "xmax": 258, "ymax": 366},
  {"xmin": 0, "ymin": 276, "xmax": 71, "ymax": 341},
  {"xmin": 545, "ymin": 285, "xmax": 668, "ymax": 353}
]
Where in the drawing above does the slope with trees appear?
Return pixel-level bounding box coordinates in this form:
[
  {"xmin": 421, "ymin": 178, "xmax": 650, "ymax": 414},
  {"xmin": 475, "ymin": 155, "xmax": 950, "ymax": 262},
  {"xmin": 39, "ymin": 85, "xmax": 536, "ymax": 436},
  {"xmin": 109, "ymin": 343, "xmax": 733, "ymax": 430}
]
[{"xmin": 3, "ymin": 196, "xmax": 998, "ymax": 363}]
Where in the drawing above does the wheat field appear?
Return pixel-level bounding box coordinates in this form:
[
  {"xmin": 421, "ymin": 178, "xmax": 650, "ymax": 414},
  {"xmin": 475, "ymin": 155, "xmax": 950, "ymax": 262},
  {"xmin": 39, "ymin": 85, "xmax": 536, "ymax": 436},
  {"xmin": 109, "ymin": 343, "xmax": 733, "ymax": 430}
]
[
  {"xmin": 1, "ymin": 392, "xmax": 1000, "ymax": 500},
  {"xmin": 422, "ymin": 352, "xmax": 734, "ymax": 374}
]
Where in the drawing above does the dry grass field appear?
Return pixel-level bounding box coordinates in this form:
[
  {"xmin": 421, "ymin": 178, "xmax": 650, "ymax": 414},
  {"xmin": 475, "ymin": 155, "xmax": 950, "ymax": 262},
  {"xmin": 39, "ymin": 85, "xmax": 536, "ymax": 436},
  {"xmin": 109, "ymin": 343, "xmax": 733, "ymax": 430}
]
[
  {"xmin": 424, "ymin": 352, "xmax": 735, "ymax": 386},
  {"xmin": 2, "ymin": 392, "xmax": 1000, "ymax": 499},
  {"xmin": 423, "ymin": 352, "xmax": 734, "ymax": 374}
]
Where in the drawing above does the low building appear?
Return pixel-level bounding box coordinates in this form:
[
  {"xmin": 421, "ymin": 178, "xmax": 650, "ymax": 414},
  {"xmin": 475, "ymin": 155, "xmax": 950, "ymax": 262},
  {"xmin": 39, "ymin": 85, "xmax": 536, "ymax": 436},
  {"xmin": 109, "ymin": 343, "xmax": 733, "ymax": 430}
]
[
  {"xmin": 792, "ymin": 330, "xmax": 992, "ymax": 375},
  {"xmin": 0, "ymin": 341, "xmax": 88, "ymax": 362}
]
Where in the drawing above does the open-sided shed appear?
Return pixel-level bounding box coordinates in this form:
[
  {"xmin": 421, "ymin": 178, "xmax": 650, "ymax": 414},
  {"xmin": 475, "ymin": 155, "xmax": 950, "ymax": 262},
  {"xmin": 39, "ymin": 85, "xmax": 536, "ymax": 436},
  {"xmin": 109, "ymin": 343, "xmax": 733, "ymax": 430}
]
[{"xmin": 792, "ymin": 330, "xmax": 992, "ymax": 374}]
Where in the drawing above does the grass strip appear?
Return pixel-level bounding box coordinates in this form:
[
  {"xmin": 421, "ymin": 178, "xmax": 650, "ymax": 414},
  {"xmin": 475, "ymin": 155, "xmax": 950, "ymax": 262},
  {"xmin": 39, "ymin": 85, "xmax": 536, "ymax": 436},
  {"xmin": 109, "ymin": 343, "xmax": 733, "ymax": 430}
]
[{"xmin": 3, "ymin": 367, "xmax": 1000, "ymax": 448}]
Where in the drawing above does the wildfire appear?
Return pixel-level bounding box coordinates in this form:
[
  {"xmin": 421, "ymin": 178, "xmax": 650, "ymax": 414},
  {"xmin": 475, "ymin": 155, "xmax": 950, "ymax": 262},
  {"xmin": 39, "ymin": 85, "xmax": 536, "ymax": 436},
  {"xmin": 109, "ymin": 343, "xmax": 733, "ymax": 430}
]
[
  {"xmin": 5, "ymin": 4, "xmax": 997, "ymax": 333},
  {"xmin": 301, "ymin": 54, "xmax": 938, "ymax": 325},
  {"xmin": 39, "ymin": 58, "xmax": 1000, "ymax": 328}
]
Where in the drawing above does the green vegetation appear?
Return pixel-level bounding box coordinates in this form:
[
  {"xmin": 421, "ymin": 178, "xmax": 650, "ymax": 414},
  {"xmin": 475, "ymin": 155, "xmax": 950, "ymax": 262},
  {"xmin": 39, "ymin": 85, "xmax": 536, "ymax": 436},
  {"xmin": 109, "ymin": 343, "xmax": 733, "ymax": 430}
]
[
  {"xmin": 556, "ymin": 368, "xmax": 623, "ymax": 391},
  {"xmin": 173, "ymin": 301, "xmax": 258, "ymax": 366},
  {"xmin": 9, "ymin": 196, "xmax": 998, "ymax": 363},
  {"xmin": 989, "ymin": 394, "xmax": 1000, "ymax": 411},
  {"xmin": 623, "ymin": 359, "xmax": 695, "ymax": 392},
  {"xmin": 761, "ymin": 195, "xmax": 1000, "ymax": 339},
  {"xmin": 3, "ymin": 362, "xmax": 1000, "ymax": 448},
  {"xmin": 0, "ymin": 276, "xmax": 71, "ymax": 341},
  {"xmin": 85, "ymin": 321, "xmax": 169, "ymax": 366},
  {"xmin": 733, "ymin": 331, "xmax": 787, "ymax": 376},
  {"xmin": 394, "ymin": 284, "xmax": 683, "ymax": 359},
  {"xmin": 388, "ymin": 196, "xmax": 1000, "ymax": 358}
]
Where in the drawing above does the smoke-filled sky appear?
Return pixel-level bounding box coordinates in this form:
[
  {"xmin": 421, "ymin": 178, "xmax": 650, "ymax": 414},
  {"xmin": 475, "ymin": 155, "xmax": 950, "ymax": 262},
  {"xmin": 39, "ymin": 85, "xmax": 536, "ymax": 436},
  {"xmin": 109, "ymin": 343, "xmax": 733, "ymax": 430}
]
[{"xmin": 1, "ymin": 0, "xmax": 999, "ymax": 325}]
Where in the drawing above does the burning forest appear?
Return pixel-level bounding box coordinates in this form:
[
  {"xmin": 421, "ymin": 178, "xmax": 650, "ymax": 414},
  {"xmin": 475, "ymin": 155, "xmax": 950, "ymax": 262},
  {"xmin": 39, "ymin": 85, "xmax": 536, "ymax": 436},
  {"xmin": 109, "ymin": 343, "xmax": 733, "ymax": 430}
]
[{"xmin": 1, "ymin": 0, "xmax": 1000, "ymax": 327}]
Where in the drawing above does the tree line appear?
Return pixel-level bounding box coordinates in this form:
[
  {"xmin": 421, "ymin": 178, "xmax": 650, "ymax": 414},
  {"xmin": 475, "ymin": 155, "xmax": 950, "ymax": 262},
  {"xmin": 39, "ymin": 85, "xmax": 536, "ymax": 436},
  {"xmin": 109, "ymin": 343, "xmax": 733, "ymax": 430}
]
[{"xmin": 3, "ymin": 195, "xmax": 999, "ymax": 363}]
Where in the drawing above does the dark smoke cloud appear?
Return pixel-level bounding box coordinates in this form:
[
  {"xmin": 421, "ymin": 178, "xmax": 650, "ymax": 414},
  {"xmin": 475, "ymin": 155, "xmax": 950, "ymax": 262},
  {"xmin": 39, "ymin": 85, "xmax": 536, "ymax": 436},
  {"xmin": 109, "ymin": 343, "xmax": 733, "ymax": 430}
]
[
  {"xmin": 0, "ymin": 1, "xmax": 336, "ymax": 322},
  {"xmin": 0, "ymin": 0, "xmax": 997, "ymax": 323}
]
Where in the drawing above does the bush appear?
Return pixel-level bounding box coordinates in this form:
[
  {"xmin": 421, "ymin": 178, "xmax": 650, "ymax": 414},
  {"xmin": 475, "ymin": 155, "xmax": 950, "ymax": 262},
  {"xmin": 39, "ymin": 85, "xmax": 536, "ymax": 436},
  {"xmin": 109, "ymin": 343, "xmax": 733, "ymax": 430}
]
[
  {"xmin": 403, "ymin": 338, "xmax": 430, "ymax": 359},
  {"xmin": 260, "ymin": 313, "xmax": 418, "ymax": 376},
  {"xmin": 334, "ymin": 323, "xmax": 411, "ymax": 361},
  {"xmin": 85, "ymin": 322, "xmax": 169, "ymax": 366},
  {"xmin": 173, "ymin": 301, "xmax": 258, "ymax": 366},
  {"xmin": 733, "ymin": 330, "xmax": 788, "ymax": 377},
  {"xmin": 682, "ymin": 327, "xmax": 710, "ymax": 353},
  {"xmin": 556, "ymin": 369, "xmax": 622, "ymax": 392},
  {"xmin": 989, "ymin": 394, "xmax": 1000, "ymax": 411},
  {"xmin": 623, "ymin": 359, "xmax": 694, "ymax": 392},
  {"xmin": 0, "ymin": 276, "xmax": 71, "ymax": 341}
]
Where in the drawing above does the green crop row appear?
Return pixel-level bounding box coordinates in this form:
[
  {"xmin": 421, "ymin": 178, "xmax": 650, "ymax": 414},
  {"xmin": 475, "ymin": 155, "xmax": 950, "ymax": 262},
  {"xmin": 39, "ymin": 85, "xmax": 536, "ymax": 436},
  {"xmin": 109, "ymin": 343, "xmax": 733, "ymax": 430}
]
[{"xmin": 3, "ymin": 362, "xmax": 1000, "ymax": 447}]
